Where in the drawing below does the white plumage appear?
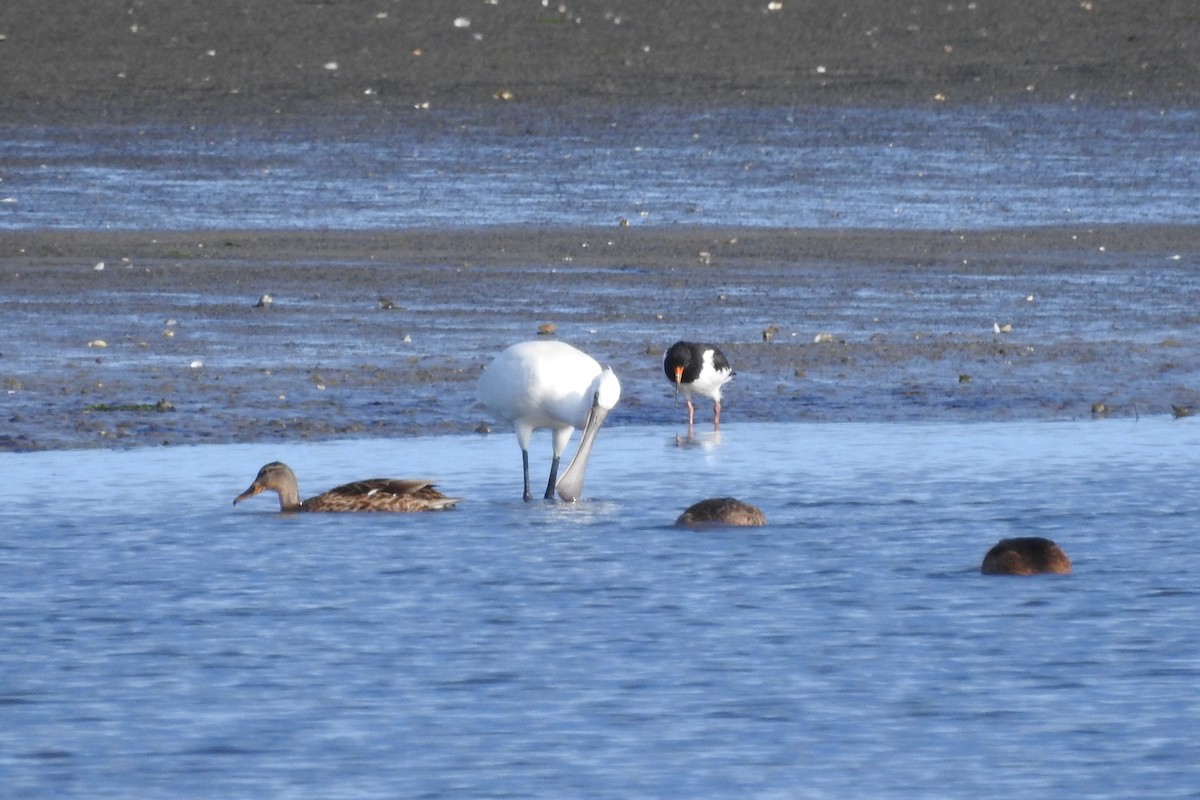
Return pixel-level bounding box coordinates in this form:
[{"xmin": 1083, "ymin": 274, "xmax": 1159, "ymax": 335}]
[{"xmin": 478, "ymin": 340, "xmax": 621, "ymax": 501}]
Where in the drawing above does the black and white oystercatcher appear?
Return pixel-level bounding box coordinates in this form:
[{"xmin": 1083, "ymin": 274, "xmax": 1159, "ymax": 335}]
[{"xmin": 663, "ymin": 340, "xmax": 734, "ymax": 429}]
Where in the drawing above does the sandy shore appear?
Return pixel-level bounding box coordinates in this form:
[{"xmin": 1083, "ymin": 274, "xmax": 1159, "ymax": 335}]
[{"xmin": 4, "ymin": 225, "xmax": 1200, "ymax": 452}]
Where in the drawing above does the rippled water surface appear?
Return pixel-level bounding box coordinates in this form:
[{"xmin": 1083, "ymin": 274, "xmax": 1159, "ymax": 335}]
[
  {"xmin": 3, "ymin": 104, "xmax": 1199, "ymax": 230},
  {"xmin": 4, "ymin": 419, "xmax": 1199, "ymax": 798},
  {"xmin": 4, "ymin": 99, "xmax": 1200, "ymax": 796}
]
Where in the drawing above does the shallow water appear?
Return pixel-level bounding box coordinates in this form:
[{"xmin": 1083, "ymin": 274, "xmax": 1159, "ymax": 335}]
[
  {"xmin": 3, "ymin": 104, "xmax": 1199, "ymax": 230},
  {"xmin": 4, "ymin": 419, "xmax": 1199, "ymax": 798}
]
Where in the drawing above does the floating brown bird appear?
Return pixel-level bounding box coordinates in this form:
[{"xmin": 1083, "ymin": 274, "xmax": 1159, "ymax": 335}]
[
  {"xmin": 233, "ymin": 461, "xmax": 460, "ymax": 513},
  {"xmin": 675, "ymin": 497, "xmax": 766, "ymax": 527},
  {"xmin": 981, "ymin": 537, "xmax": 1071, "ymax": 575}
]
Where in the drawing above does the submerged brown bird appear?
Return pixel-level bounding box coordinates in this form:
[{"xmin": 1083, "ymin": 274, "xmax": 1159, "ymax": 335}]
[
  {"xmin": 981, "ymin": 537, "xmax": 1071, "ymax": 575},
  {"xmin": 233, "ymin": 461, "xmax": 460, "ymax": 513},
  {"xmin": 675, "ymin": 497, "xmax": 766, "ymax": 527}
]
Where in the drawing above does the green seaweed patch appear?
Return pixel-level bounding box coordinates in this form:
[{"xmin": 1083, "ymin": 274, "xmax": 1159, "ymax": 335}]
[{"xmin": 86, "ymin": 400, "xmax": 176, "ymax": 413}]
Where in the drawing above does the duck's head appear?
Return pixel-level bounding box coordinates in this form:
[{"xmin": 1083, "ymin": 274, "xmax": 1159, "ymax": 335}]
[{"xmin": 233, "ymin": 462, "xmax": 298, "ymax": 506}]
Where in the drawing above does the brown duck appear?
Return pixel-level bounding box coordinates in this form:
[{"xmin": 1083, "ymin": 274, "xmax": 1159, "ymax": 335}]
[
  {"xmin": 981, "ymin": 537, "xmax": 1071, "ymax": 575},
  {"xmin": 233, "ymin": 461, "xmax": 460, "ymax": 513},
  {"xmin": 675, "ymin": 497, "xmax": 766, "ymax": 527}
]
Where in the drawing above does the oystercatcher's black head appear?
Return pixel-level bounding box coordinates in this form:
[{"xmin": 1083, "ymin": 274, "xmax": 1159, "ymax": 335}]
[
  {"xmin": 663, "ymin": 340, "xmax": 693, "ymax": 389},
  {"xmin": 664, "ymin": 341, "xmax": 730, "ymax": 387},
  {"xmin": 665, "ymin": 340, "xmax": 720, "ymax": 386}
]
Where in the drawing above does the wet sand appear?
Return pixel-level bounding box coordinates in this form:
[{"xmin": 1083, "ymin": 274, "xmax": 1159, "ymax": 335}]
[
  {"xmin": 4, "ymin": 225, "xmax": 1199, "ymax": 451},
  {"xmin": 3, "ymin": 0, "xmax": 1197, "ymax": 123}
]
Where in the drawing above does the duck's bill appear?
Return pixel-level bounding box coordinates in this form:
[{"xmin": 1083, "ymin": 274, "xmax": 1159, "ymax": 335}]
[
  {"xmin": 233, "ymin": 485, "xmax": 263, "ymax": 505},
  {"xmin": 556, "ymin": 404, "xmax": 610, "ymax": 502}
]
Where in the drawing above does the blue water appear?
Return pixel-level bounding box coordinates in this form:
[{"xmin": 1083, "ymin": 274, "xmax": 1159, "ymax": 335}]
[
  {"xmin": 3, "ymin": 104, "xmax": 1199, "ymax": 230},
  {"xmin": 4, "ymin": 419, "xmax": 1199, "ymax": 798},
  {"xmin": 5, "ymin": 98, "xmax": 1200, "ymax": 796}
]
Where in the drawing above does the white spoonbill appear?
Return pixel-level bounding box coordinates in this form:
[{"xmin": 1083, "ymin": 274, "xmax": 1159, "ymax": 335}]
[{"xmin": 478, "ymin": 340, "xmax": 621, "ymax": 502}]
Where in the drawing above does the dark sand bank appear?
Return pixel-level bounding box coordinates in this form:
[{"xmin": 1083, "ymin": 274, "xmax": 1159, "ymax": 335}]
[
  {"xmin": 7, "ymin": 223, "xmax": 1200, "ymax": 268},
  {"xmin": 3, "ymin": 225, "xmax": 1199, "ymax": 452},
  {"xmin": 2, "ymin": 0, "xmax": 1198, "ymax": 124}
]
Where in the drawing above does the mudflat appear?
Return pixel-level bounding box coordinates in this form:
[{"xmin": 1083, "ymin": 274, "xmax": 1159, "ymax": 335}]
[
  {"xmin": 4, "ymin": 225, "xmax": 1198, "ymax": 451},
  {"xmin": 2, "ymin": 0, "xmax": 1197, "ymax": 122},
  {"xmin": 2, "ymin": 2, "xmax": 1198, "ymax": 450}
]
